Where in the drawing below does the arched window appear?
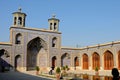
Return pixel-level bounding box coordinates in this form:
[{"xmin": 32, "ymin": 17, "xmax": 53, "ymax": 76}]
[
  {"xmin": 83, "ymin": 54, "xmax": 88, "ymax": 69},
  {"xmin": 104, "ymin": 50, "xmax": 113, "ymax": 70},
  {"xmin": 15, "ymin": 33, "xmax": 22, "ymax": 44},
  {"xmin": 92, "ymin": 52, "xmax": 100, "ymax": 70},
  {"xmin": 18, "ymin": 17, "xmax": 22, "ymax": 25},
  {"xmin": 118, "ymin": 51, "xmax": 120, "ymax": 70},
  {"xmin": 14, "ymin": 17, "xmax": 17, "ymax": 25},
  {"xmin": 50, "ymin": 23, "xmax": 52, "ymax": 30},
  {"xmin": 52, "ymin": 37, "xmax": 57, "ymax": 47},
  {"xmin": 74, "ymin": 57, "xmax": 79, "ymax": 67},
  {"xmin": 54, "ymin": 23, "xmax": 57, "ymax": 30}
]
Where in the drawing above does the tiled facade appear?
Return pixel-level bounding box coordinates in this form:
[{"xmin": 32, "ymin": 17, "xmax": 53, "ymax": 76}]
[{"xmin": 0, "ymin": 8, "xmax": 120, "ymax": 76}]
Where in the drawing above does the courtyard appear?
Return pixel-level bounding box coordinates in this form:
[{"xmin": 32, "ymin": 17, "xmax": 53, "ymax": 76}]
[{"xmin": 0, "ymin": 71, "xmax": 52, "ymax": 80}]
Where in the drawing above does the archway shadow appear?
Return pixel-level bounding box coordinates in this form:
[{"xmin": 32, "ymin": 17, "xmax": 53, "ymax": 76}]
[
  {"xmin": 0, "ymin": 58, "xmax": 13, "ymax": 72},
  {"xmin": 0, "ymin": 49, "xmax": 13, "ymax": 72}
]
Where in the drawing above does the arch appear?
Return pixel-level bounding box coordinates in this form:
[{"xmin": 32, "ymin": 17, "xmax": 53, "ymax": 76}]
[
  {"xmin": 14, "ymin": 17, "xmax": 17, "ymax": 25},
  {"xmin": 83, "ymin": 53, "xmax": 88, "ymax": 69},
  {"xmin": 61, "ymin": 53, "xmax": 70, "ymax": 67},
  {"xmin": 52, "ymin": 37, "xmax": 57, "ymax": 47},
  {"xmin": 18, "ymin": 17, "xmax": 22, "ymax": 25},
  {"xmin": 54, "ymin": 23, "xmax": 57, "ymax": 30},
  {"xmin": 50, "ymin": 23, "xmax": 52, "ymax": 30},
  {"xmin": 118, "ymin": 50, "xmax": 120, "ymax": 69},
  {"xmin": 92, "ymin": 52, "xmax": 100, "ymax": 70},
  {"xmin": 15, "ymin": 33, "xmax": 22, "ymax": 44},
  {"xmin": 74, "ymin": 56, "xmax": 79, "ymax": 69},
  {"xmin": 52, "ymin": 56, "xmax": 57, "ymax": 69},
  {"xmin": 15, "ymin": 55, "xmax": 21, "ymax": 70},
  {"xmin": 27, "ymin": 37, "xmax": 47, "ymax": 70},
  {"xmin": 104, "ymin": 50, "xmax": 114, "ymax": 70}
]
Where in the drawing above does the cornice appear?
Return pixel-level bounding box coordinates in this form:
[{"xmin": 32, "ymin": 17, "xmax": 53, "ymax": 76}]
[{"xmin": 10, "ymin": 26, "xmax": 61, "ymax": 34}]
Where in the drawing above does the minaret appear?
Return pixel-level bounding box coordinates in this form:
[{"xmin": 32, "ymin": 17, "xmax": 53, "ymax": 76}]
[
  {"xmin": 12, "ymin": 8, "xmax": 27, "ymax": 27},
  {"xmin": 48, "ymin": 14, "xmax": 60, "ymax": 31}
]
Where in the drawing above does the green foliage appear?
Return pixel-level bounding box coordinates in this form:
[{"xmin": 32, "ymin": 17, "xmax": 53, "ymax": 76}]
[
  {"xmin": 65, "ymin": 65, "xmax": 69, "ymax": 70},
  {"xmin": 35, "ymin": 66, "xmax": 40, "ymax": 71},
  {"xmin": 61, "ymin": 66, "xmax": 66, "ymax": 70},
  {"xmin": 65, "ymin": 65, "xmax": 68, "ymax": 69},
  {"xmin": 56, "ymin": 67, "xmax": 61, "ymax": 74},
  {"xmin": 95, "ymin": 66, "xmax": 99, "ymax": 71}
]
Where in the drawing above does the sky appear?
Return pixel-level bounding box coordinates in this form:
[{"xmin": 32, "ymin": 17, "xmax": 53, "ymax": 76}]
[{"xmin": 0, "ymin": 0, "xmax": 120, "ymax": 47}]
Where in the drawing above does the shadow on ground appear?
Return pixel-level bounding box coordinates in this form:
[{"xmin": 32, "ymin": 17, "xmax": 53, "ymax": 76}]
[{"xmin": 0, "ymin": 71, "xmax": 52, "ymax": 80}]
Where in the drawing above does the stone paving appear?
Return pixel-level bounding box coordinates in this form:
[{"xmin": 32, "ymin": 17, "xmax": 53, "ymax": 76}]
[{"xmin": 0, "ymin": 71, "xmax": 52, "ymax": 80}]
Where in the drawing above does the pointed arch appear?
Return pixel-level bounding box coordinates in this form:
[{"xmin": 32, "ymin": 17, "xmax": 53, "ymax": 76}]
[
  {"xmin": 52, "ymin": 37, "xmax": 57, "ymax": 47},
  {"xmin": 104, "ymin": 50, "xmax": 114, "ymax": 70},
  {"xmin": 52, "ymin": 56, "xmax": 57, "ymax": 68},
  {"xmin": 74, "ymin": 56, "xmax": 79, "ymax": 67},
  {"xmin": 61, "ymin": 53, "xmax": 70, "ymax": 67},
  {"xmin": 83, "ymin": 53, "xmax": 88, "ymax": 69},
  {"xmin": 92, "ymin": 52, "xmax": 100, "ymax": 70},
  {"xmin": 27, "ymin": 37, "xmax": 47, "ymax": 70},
  {"xmin": 15, "ymin": 33, "xmax": 22, "ymax": 44},
  {"xmin": 15, "ymin": 55, "xmax": 21, "ymax": 70}
]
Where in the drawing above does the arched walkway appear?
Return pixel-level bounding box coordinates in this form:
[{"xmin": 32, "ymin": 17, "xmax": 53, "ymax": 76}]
[
  {"xmin": 92, "ymin": 52, "xmax": 100, "ymax": 70},
  {"xmin": 61, "ymin": 53, "xmax": 70, "ymax": 67},
  {"xmin": 15, "ymin": 55, "xmax": 21, "ymax": 70},
  {"xmin": 74, "ymin": 57, "xmax": 79, "ymax": 70},
  {"xmin": 75, "ymin": 57, "xmax": 79, "ymax": 66},
  {"xmin": 83, "ymin": 54, "xmax": 88, "ymax": 69},
  {"xmin": 104, "ymin": 50, "xmax": 113, "ymax": 70},
  {"xmin": 52, "ymin": 56, "xmax": 57, "ymax": 69}
]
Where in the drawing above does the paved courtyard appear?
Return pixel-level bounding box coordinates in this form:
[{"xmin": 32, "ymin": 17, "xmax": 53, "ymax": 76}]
[{"xmin": 0, "ymin": 71, "xmax": 52, "ymax": 80}]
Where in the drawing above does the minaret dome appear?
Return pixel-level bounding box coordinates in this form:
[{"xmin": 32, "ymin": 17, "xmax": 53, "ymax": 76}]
[
  {"xmin": 48, "ymin": 14, "xmax": 60, "ymax": 31},
  {"xmin": 12, "ymin": 8, "xmax": 27, "ymax": 27}
]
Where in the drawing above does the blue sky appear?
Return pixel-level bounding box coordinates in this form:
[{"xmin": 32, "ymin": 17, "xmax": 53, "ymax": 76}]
[{"xmin": 0, "ymin": 0, "xmax": 120, "ymax": 47}]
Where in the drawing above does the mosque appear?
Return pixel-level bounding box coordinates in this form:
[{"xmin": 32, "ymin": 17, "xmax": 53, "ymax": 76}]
[{"xmin": 0, "ymin": 8, "xmax": 120, "ymax": 76}]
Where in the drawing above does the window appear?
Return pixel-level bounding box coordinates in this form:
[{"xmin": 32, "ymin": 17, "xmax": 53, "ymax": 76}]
[
  {"xmin": 83, "ymin": 54, "xmax": 88, "ymax": 69},
  {"xmin": 104, "ymin": 50, "xmax": 113, "ymax": 70},
  {"xmin": 52, "ymin": 37, "xmax": 57, "ymax": 47},
  {"xmin": 92, "ymin": 52, "xmax": 100, "ymax": 70},
  {"xmin": 18, "ymin": 17, "xmax": 22, "ymax": 25},
  {"xmin": 50, "ymin": 23, "xmax": 52, "ymax": 30},
  {"xmin": 15, "ymin": 33, "xmax": 22, "ymax": 44},
  {"xmin": 14, "ymin": 17, "xmax": 17, "ymax": 25},
  {"xmin": 54, "ymin": 23, "xmax": 57, "ymax": 30}
]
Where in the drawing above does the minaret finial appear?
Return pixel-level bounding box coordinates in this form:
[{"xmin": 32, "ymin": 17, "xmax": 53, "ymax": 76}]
[
  {"xmin": 18, "ymin": 7, "xmax": 22, "ymax": 12},
  {"xmin": 52, "ymin": 14, "xmax": 56, "ymax": 18}
]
